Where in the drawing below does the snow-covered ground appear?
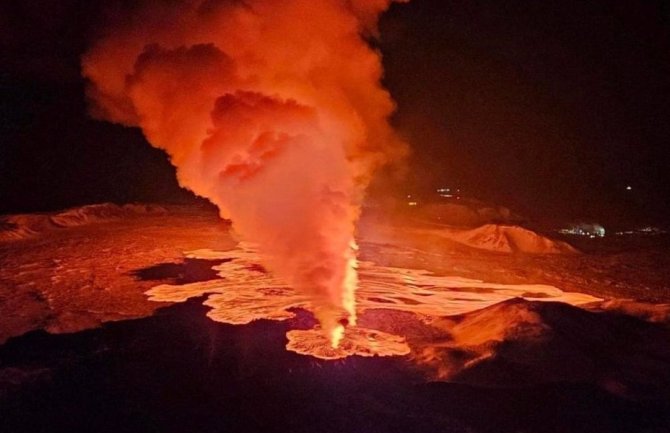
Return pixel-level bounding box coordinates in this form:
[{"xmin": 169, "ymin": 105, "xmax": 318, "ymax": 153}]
[
  {"xmin": 0, "ymin": 205, "xmax": 235, "ymax": 343},
  {"xmin": 1, "ymin": 204, "xmax": 669, "ymax": 394}
]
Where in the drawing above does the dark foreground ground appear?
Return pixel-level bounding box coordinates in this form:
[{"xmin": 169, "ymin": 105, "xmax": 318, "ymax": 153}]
[
  {"xmin": 1, "ymin": 205, "xmax": 669, "ymax": 433},
  {"xmin": 1, "ymin": 298, "xmax": 669, "ymax": 433}
]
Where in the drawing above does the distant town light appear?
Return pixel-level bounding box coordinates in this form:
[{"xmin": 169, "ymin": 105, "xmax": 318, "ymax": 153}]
[
  {"xmin": 558, "ymin": 223, "xmax": 606, "ymax": 238},
  {"xmin": 626, "ymin": 185, "xmax": 632, "ymax": 191},
  {"xmin": 408, "ymin": 201, "xmax": 418, "ymax": 206}
]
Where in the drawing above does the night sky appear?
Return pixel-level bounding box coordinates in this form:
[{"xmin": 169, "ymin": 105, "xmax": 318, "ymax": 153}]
[{"xmin": 1, "ymin": 0, "xmax": 669, "ymax": 224}]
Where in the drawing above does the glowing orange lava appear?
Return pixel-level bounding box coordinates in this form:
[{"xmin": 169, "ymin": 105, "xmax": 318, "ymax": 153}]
[{"xmin": 145, "ymin": 244, "xmax": 602, "ymax": 360}]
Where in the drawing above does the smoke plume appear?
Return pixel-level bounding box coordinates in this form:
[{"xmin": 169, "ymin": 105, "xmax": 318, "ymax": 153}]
[{"xmin": 82, "ymin": 0, "xmax": 407, "ymax": 345}]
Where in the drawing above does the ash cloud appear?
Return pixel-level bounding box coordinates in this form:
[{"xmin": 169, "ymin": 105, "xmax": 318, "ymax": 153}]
[{"xmin": 82, "ymin": 0, "xmax": 407, "ymax": 342}]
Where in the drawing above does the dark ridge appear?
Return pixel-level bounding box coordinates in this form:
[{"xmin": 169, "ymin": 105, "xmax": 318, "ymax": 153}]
[{"xmin": 0, "ymin": 298, "xmax": 668, "ymax": 433}]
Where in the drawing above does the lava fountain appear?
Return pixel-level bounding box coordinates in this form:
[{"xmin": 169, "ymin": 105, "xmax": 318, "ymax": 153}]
[{"xmin": 82, "ymin": 0, "xmax": 407, "ymax": 345}]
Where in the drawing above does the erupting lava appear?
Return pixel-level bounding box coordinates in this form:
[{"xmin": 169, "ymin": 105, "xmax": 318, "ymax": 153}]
[
  {"xmin": 82, "ymin": 0, "xmax": 407, "ymax": 346},
  {"xmin": 145, "ymin": 244, "xmax": 601, "ymax": 360}
]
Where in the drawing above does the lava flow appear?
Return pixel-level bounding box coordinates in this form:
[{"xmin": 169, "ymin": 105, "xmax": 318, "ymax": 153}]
[
  {"xmin": 145, "ymin": 244, "xmax": 602, "ymax": 360},
  {"xmin": 82, "ymin": 0, "xmax": 408, "ymax": 346}
]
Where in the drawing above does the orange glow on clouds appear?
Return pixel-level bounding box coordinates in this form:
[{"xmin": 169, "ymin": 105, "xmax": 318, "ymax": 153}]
[{"xmin": 82, "ymin": 0, "xmax": 408, "ymax": 345}]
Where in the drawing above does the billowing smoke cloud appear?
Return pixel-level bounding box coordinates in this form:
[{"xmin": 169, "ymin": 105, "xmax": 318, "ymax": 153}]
[{"xmin": 82, "ymin": 0, "xmax": 407, "ymax": 345}]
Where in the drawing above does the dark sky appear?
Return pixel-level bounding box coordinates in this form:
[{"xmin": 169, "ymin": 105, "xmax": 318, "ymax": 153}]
[
  {"xmin": 380, "ymin": 0, "xmax": 670, "ymax": 223},
  {"xmin": 1, "ymin": 0, "xmax": 669, "ymax": 224}
]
